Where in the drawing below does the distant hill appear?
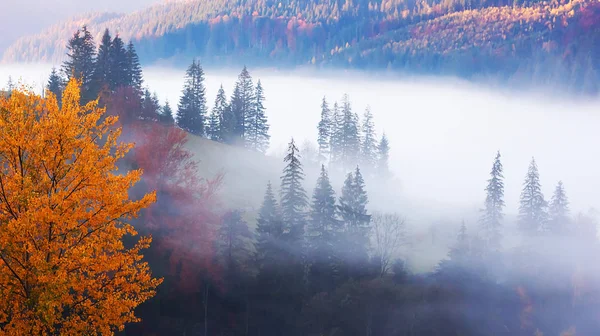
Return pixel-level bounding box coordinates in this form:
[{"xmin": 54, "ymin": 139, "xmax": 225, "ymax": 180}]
[{"xmin": 3, "ymin": 0, "xmax": 600, "ymax": 93}]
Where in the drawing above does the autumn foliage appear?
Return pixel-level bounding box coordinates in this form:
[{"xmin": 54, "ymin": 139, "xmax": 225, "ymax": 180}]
[{"xmin": 0, "ymin": 79, "xmax": 161, "ymax": 335}]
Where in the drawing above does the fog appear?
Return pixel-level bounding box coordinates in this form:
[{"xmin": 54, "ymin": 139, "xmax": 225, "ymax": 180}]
[{"xmin": 2, "ymin": 63, "xmax": 600, "ymax": 221}]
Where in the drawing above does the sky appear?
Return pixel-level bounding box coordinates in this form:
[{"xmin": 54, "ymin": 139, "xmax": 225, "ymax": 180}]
[{"xmin": 0, "ymin": 0, "xmax": 161, "ymax": 51}]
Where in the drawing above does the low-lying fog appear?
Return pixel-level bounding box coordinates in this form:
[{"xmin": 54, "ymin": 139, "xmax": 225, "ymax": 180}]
[{"xmin": 2, "ymin": 63, "xmax": 599, "ymax": 220}]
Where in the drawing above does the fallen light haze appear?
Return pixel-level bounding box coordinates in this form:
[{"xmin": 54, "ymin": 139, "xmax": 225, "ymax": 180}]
[{"xmin": 2, "ymin": 63, "xmax": 599, "ymax": 218}]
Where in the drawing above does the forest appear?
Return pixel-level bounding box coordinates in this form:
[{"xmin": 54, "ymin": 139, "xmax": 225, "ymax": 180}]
[
  {"xmin": 1, "ymin": 25, "xmax": 600, "ymax": 336},
  {"xmin": 3, "ymin": 0, "xmax": 600, "ymax": 94}
]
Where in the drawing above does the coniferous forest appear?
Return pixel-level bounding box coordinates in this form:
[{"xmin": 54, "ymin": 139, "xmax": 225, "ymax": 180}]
[{"xmin": 0, "ymin": 24, "xmax": 592, "ymax": 335}]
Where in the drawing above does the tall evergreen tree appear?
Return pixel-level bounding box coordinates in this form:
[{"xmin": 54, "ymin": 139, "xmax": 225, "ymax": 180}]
[
  {"xmin": 209, "ymin": 85, "xmax": 228, "ymax": 142},
  {"xmin": 255, "ymin": 181, "xmax": 284, "ymax": 269},
  {"xmin": 479, "ymin": 151, "xmax": 505, "ymax": 250},
  {"xmin": 47, "ymin": 67, "xmax": 63, "ymax": 103},
  {"xmin": 218, "ymin": 210, "xmax": 252, "ymax": 276},
  {"xmin": 158, "ymin": 100, "xmax": 175, "ymax": 125},
  {"xmin": 376, "ymin": 133, "xmax": 390, "ymax": 178},
  {"xmin": 306, "ymin": 165, "xmax": 340, "ymax": 293},
  {"xmin": 518, "ymin": 158, "xmax": 548, "ymax": 236},
  {"xmin": 230, "ymin": 66, "xmax": 254, "ymax": 142},
  {"xmin": 339, "ymin": 94, "xmax": 360, "ymax": 169},
  {"xmin": 317, "ymin": 97, "xmax": 331, "ymax": 162},
  {"xmin": 329, "ymin": 102, "xmax": 342, "ymax": 164},
  {"xmin": 93, "ymin": 29, "xmax": 112, "ymax": 93},
  {"xmin": 177, "ymin": 60, "xmax": 207, "ymax": 136},
  {"xmin": 125, "ymin": 41, "xmax": 143, "ymax": 91},
  {"xmin": 338, "ymin": 166, "xmax": 371, "ymax": 279},
  {"xmin": 548, "ymin": 181, "xmax": 570, "ymax": 234},
  {"xmin": 245, "ymin": 80, "xmax": 270, "ymax": 153},
  {"xmin": 280, "ymin": 138, "xmax": 309, "ymax": 241},
  {"xmin": 62, "ymin": 25, "xmax": 96, "ymax": 103},
  {"xmin": 140, "ymin": 89, "xmax": 160, "ymax": 121},
  {"xmin": 109, "ymin": 35, "xmax": 129, "ymax": 90},
  {"xmin": 360, "ymin": 106, "xmax": 377, "ymax": 169}
]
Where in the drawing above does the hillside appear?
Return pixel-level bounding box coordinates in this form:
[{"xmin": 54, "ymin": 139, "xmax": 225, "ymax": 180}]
[{"xmin": 3, "ymin": 0, "xmax": 600, "ymax": 92}]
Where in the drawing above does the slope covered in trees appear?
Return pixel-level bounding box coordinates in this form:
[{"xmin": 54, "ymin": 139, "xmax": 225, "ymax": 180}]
[{"xmin": 4, "ymin": 0, "xmax": 600, "ymax": 92}]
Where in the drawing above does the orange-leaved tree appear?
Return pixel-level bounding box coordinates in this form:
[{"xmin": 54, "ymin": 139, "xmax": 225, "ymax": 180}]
[{"xmin": 0, "ymin": 79, "xmax": 161, "ymax": 335}]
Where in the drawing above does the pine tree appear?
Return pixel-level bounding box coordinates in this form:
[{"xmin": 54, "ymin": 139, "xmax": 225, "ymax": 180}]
[
  {"xmin": 140, "ymin": 89, "xmax": 160, "ymax": 121},
  {"xmin": 376, "ymin": 133, "xmax": 390, "ymax": 178},
  {"xmin": 109, "ymin": 35, "xmax": 129, "ymax": 90},
  {"xmin": 255, "ymin": 182, "xmax": 284, "ymax": 269},
  {"xmin": 62, "ymin": 25, "xmax": 96, "ymax": 103},
  {"xmin": 306, "ymin": 165, "xmax": 340, "ymax": 293},
  {"xmin": 448, "ymin": 221, "xmax": 471, "ymax": 263},
  {"xmin": 125, "ymin": 41, "xmax": 143, "ymax": 91},
  {"xmin": 209, "ymin": 85, "xmax": 228, "ymax": 142},
  {"xmin": 280, "ymin": 138, "xmax": 309, "ymax": 242},
  {"xmin": 360, "ymin": 106, "xmax": 377, "ymax": 169},
  {"xmin": 339, "ymin": 94, "xmax": 360, "ymax": 169},
  {"xmin": 159, "ymin": 100, "xmax": 175, "ymax": 125},
  {"xmin": 245, "ymin": 80, "xmax": 270, "ymax": 153},
  {"xmin": 230, "ymin": 66, "xmax": 254, "ymax": 142},
  {"xmin": 548, "ymin": 181, "xmax": 570, "ymax": 234},
  {"xmin": 479, "ymin": 151, "xmax": 505, "ymax": 249},
  {"xmin": 47, "ymin": 67, "xmax": 64, "ymax": 103},
  {"xmin": 518, "ymin": 158, "xmax": 548, "ymax": 236},
  {"xmin": 92, "ymin": 29, "xmax": 112, "ymax": 93},
  {"xmin": 218, "ymin": 210, "xmax": 252, "ymax": 275},
  {"xmin": 338, "ymin": 166, "xmax": 371, "ymax": 279},
  {"xmin": 329, "ymin": 102, "xmax": 342, "ymax": 164},
  {"xmin": 176, "ymin": 60, "xmax": 207, "ymax": 136},
  {"xmin": 317, "ymin": 97, "xmax": 331, "ymax": 162},
  {"xmin": 5, "ymin": 76, "xmax": 14, "ymax": 94}
]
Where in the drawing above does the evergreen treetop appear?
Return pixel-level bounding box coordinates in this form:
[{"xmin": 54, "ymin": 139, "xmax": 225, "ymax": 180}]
[
  {"xmin": 176, "ymin": 59, "xmax": 207, "ymax": 136},
  {"xmin": 518, "ymin": 157, "xmax": 548, "ymax": 236},
  {"xmin": 317, "ymin": 97, "xmax": 331, "ymax": 162},
  {"xmin": 280, "ymin": 138, "xmax": 308, "ymax": 241},
  {"xmin": 479, "ymin": 151, "xmax": 505, "ymax": 249},
  {"xmin": 548, "ymin": 181, "xmax": 570, "ymax": 234}
]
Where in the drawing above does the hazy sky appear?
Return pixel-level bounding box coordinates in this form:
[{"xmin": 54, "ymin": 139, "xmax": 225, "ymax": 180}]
[{"xmin": 0, "ymin": 0, "xmax": 160, "ymax": 51}]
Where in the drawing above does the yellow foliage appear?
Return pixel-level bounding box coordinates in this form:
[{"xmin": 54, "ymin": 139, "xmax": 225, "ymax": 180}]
[{"xmin": 0, "ymin": 79, "xmax": 161, "ymax": 335}]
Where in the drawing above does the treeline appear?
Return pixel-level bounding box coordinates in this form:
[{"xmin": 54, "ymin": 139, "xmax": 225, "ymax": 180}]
[{"xmin": 6, "ymin": 0, "xmax": 600, "ymax": 93}]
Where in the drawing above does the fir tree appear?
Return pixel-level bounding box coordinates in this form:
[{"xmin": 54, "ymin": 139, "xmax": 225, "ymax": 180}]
[
  {"xmin": 548, "ymin": 181, "xmax": 570, "ymax": 234},
  {"xmin": 306, "ymin": 165, "xmax": 340, "ymax": 293},
  {"xmin": 92, "ymin": 29, "xmax": 112, "ymax": 93},
  {"xmin": 448, "ymin": 221, "xmax": 470, "ymax": 262},
  {"xmin": 218, "ymin": 210, "xmax": 252, "ymax": 275},
  {"xmin": 209, "ymin": 85, "xmax": 228, "ymax": 142},
  {"xmin": 479, "ymin": 151, "xmax": 505, "ymax": 249},
  {"xmin": 338, "ymin": 166, "xmax": 371, "ymax": 279},
  {"xmin": 255, "ymin": 181, "xmax": 284, "ymax": 269},
  {"xmin": 329, "ymin": 102, "xmax": 342, "ymax": 164},
  {"xmin": 47, "ymin": 67, "xmax": 63, "ymax": 103},
  {"xmin": 376, "ymin": 133, "xmax": 390, "ymax": 178},
  {"xmin": 280, "ymin": 138, "xmax": 309, "ymax": 242},
  {"xmin": 62, "ymin": 25, "xmax": 96, "ymax": 103},
  {"xmin": 360, "ymin": 106, "xmax": 377, "ymax": 169},
  {"xmin": 125, "ymin": 41, "xmax": 143, "ymax": 91},
  {"xmin": 5, "ymin": 76, "xmax": 14, "ymax": 94},
  {"xmin": 518, "ymin": 158, "xmax": 548, "ymax": 236},
  {"xmin": 245, "ymin": 80, "xmax": 270, "ymax": 153},
  {"xmin": 317, "ymin": 97, "xmax": 331, "ymax": 162},
  {"xmin": 230, "ymin": 66, "xmax": 254, "ymax": 142},
  {"xmin": 159, "ymin": 100, "xmax": 175, "ymax": 125},
  {"xmin": 339, "ymin": 94, "xmax": 360, "ymax": 169},
  {"xmin": 176, "ymin": 60, "xmax": 207, "ymax": 136},
  {"xmin": 141, "ymin": 89, "xmax": 160, "ymax": 121},
  {"xmin": 109, "ymin": 35, "xmax": 129, "ymax": 90}
]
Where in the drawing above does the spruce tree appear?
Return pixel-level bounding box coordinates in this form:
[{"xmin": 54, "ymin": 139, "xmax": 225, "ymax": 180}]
[
  {"xmin": 209, "ymin": 85, "xmax": 228, "ymax": 142},
  {"xmin": 255, "ymin": 181, "xmax": 284, "ymax": 269},
  {"xmin": 306, "ymin": 165, "xmax": 340, "ymax": 293},
  {"xmin": 479, "ymin": 151, "xmax": 505, "ymax": 249},
  {"xmin": 141, "ymin": 89, "xmax": 160, "ymax": 121},
  {"xmin": 109, "ymin": 35, "xmax": 129, "ymax": 90},
  {"xmin": 360, "ymin": 106, "xmax": 377, "ymax": 169},
  {"xmin": 47, "ymin": 67, "xmax": 64, "ymax": 103},
  {"xmin": 5, "ymin": 76, "xmax": 14, "ymax": 94},
  {"xmin": 245, "ymin": 80, "xmax": 270, "ymax": 153},
  {"xmin": 339, "ymin": 94, "xmax": 360, "ymax": 169},
  {"xmin": 338, "ymin": 166, "xmax": 371, "ymax": 279},
  {"xmin": 548, "ymin": 181, "xmax": 570, "ymax": 234},
  {"xmin": 159, "ymin": 100, "xmax": 175, "ymax": 125},
  {"xmin": 218, "ymin": 210, "xmax": 252, "ymax": 276},
  {"xmin": 317, "ymin": 97, "xmax": 331, "ymax": 162},
  {"xmin": 376, "ymin": 133, "xmax": 390, "ymax": 178},
  {"xmin": 518, "ymin": 158, "xmax": 548, "ymax": 236},
  {"xmin": 280, "ymin": 138, "xmax": 309, "ymax": 241},
  {"xmin": 125, "ymin": 41, "xmax": 143, "ymax": 91},
  {"xmin": 93, "ymin": 29, "xmax": 112, "ymax": 93},
  {"xmin": 329, "ymin": 102, "xmax": 342, "ymax": 164},
  {"xmin": 229, "ymin": 67, "xmax": 254, "ymax": 143},
  {"xmin": 62, "ymin": 25, "xmax": 96, "ymax": 103},
  {"xmin": 176, "ymin": 60, "xmax": 207, "ymax": 136}
]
